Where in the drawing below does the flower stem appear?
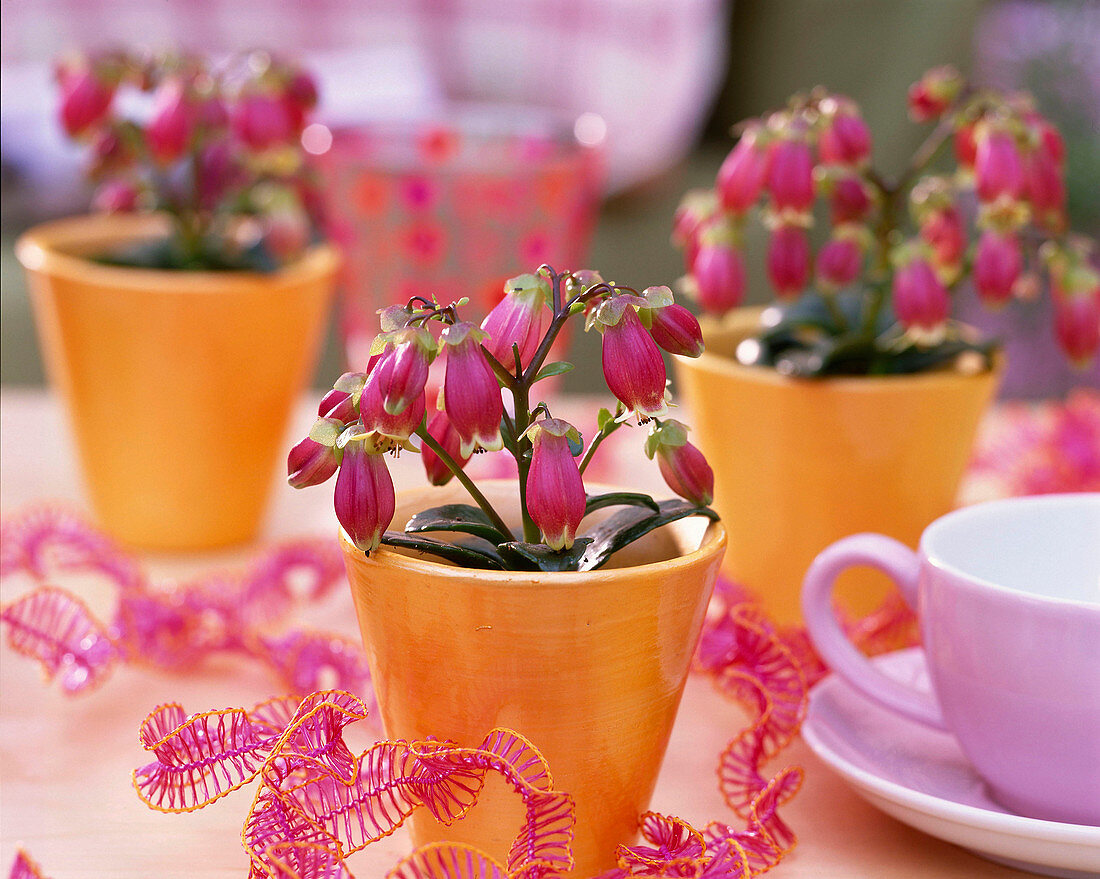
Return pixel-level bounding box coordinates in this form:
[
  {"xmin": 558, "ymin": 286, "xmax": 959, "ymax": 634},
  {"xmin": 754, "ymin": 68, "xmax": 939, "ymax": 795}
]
[{"xmin": 415, "ymin": 425, "xmax": 514, "ymax": 541}]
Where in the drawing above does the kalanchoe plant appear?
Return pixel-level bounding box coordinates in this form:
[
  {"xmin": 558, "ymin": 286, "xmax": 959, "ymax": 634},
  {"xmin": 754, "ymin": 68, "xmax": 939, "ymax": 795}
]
[
  {"xmin": 673, "ymin": 65, "xmax": 1100, "ymax": 376},
  {"xmin": 289, "ymin": 267, "xmax": 718, "ymax": 572},
  {"xmin": 56, "ymin": 49, "xmax": 324, "ymax": 271}
]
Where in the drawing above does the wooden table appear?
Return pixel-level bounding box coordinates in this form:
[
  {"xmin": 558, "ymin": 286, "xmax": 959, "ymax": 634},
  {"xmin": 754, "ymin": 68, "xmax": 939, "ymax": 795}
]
[{"xmin": 0, "ymin": 388, "xmax": 1030, "ymax": 878}]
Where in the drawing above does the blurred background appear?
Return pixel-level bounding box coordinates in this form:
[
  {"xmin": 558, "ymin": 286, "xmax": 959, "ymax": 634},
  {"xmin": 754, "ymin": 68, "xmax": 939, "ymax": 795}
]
[{"xmin": 2, "ymin": 0, "xmax": 1098, "ymax": 394}]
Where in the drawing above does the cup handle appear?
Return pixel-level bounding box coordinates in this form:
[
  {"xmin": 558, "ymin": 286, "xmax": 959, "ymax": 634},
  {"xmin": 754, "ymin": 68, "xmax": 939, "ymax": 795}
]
[{"xmin": 802, "ymin": 533, "xmax": 947, "ymax": 730}]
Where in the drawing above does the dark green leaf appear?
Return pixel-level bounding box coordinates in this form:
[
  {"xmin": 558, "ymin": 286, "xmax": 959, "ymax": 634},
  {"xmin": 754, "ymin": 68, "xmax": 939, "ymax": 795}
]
[
  {"xmin": 533, "ymin": 361, "xmax": 575, "ymax": 383},
  {"xmin": 584, "ymin": 491, "xmax": 660, "ymax": 516},
  {"xmin": 578, "ymin": 499, "xmax": 719, "ymax": 572},
  {"xmin": 379, "ymin": 532, "xmax": 505, "ymax": 569},
  {"xmin": 497, "ymin": 538, "xmax": 594, "ymax": 572},
  {"xmin": 404, "ymin": 504, "xmax": 509, "ymax": 543}
]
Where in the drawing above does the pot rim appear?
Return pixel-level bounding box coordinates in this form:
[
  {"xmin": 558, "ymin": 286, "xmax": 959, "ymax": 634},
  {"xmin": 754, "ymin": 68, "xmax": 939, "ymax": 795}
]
[
  {"xmin": 14, "ymin": 213, "xmax": 339, "ymax": 293},
  {"xmin": 338, "ymin": 485, "xmax": 727, "ymax": 587},
  {"xmin": 679, "ymin": 306, "xmax": 1005, "ymax": 392}
]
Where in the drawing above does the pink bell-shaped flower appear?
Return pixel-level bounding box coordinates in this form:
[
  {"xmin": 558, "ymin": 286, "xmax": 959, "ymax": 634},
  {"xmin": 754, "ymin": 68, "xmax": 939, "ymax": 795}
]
[
  {"xmin": 287, "ymin": 434, "xmax": 341, "ymax": 489},
  {"xmin": 766, "ymin": 223, "xmax": 811, "ymax": 299},
  {"xmin": 954, "ymin": 122, "xmax": 978, "ymax": 170},
  {"xmin": 441, "ymin": 322, "xmax": 504, "ymax": 457},
  {"xmin": 974, "ymin": 127, "xmax": 1023, "ymax": 204},
  {"xmin": 374, "ymin": 327, "xmax": 436, "ymax": 416},
  {"xmin": 597, "ymin": 298, "xmax": 668, "ymax": 419},
  {"xmin": 146, "ymin": 79, "xmax": 195, "ymax": 165},
  {"xmin": 816, "ymin": 232, "xmax": 863, "ymax": 292},
  {"xmin": 317, "ymin": 388, "xmax": 359, "ymax": 425},
  {"xmin": 92, "ymin": 179, "xmax": 139, "ymax": 213},
  {"xmin": 830, "ymin": 175, "xmax": 873, "ymax": 224},
  {"xmin": 524, "ymin": 418, "xmax": 586, "ymax": 551},
  {"xmin": 283, "ymin": 69, "xmax": 319, "ymax": 130},
  {"xmin": 920, "ymin": 205, "xmax": 966, "ymax": 277},
  {"xmin": 649, "ymin": 302, "xmax": 705, "ymax": 358},
  {"xmin": 766, "ymin": 137, "xmax": 815, "ymax": 214},
  {"xmin": 232, "ymin": 92, "xmax": 294, "ymax": 151},
  {"xmin": 671, "ymin": 190, "xmax": 717, "ymax": 272},
  {"xmin": 818, "ymin": 101, "xmax": 872, "ymax": 166},
  {"xmin": 716, "ymin": 127, "xmax": 770, "ymax": 214},
  {"xmin": 973, "ymin": 231, "xmax": 1022, "ymax": 307},
  {"xmin": 480, "ymin": 273, "xmax": 551, "ymax": 370},
  {"xmin": 892, "ymin": 254, "xmax": 950, "ymax": 333},
  {"xmin": 420, "ymin": 408, "xmax": 470, "ymax": 486},
  {"xmin": 646, "ymin": 420, "xmax": 713, "ymax": 507},
  {"xmin": 58, "ymin": 66, "xmax": 114, "ymax": 137},
  {"xmin": 692, "ymin": 240, "xmax": 746, "ymax": 314},
  {"xmin": 335, "ymin": 439, "xmax": 395, "ymax": 553},
  {"xmin": 358, "ymin": 371, "xmax": 426, "ymax": 447},
  {"xmin": 907, "ymin": 66, "xmax": 962, "ymax": 121},
  {"xmin": 1054, "ymin": 293, "xmax": 1100, "ymax": 368},
  {"xmin": 1023, "ymin": 143, "xmax": 1067, "ymax": 234}
]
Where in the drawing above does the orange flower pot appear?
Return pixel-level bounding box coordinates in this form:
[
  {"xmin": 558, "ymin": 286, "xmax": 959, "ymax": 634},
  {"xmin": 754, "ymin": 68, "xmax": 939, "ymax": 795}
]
[
  {"xmin": 675, "ymin": 308, "xmax": 1002, "ymax": 624},
  {"xmin": 340, "ymin": 482, "xmax": 726, "ymax": 877},
  {"xmin": 16, "ymin": 214, "xmax": 338, "ymax": 550}
]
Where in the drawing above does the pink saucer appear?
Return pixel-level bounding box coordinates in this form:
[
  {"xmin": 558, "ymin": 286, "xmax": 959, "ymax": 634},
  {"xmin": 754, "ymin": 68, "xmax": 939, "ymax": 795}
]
[{"xmin": 803, "ymin": 648, "xmax": 1100, "ymax": 878}]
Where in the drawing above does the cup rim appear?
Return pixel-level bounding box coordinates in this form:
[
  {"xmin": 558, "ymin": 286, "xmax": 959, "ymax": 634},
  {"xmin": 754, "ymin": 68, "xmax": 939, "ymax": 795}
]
[{"xmin": 920, "ymin": 493, "xmax": 1100, "ymax": 609}]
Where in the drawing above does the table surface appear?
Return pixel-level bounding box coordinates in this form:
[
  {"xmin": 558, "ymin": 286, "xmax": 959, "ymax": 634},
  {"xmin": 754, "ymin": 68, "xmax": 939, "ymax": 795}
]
[{"xmin": 0, "ymin": 387, "xmax": 1032, "ymax": 878}]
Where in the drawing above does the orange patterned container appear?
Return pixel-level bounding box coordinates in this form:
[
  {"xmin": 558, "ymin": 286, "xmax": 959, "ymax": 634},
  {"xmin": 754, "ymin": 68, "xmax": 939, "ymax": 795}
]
[
  {"xmin": 17, "ymin": 214, "xmax": 338, "ymax": 550},
  {"xmin": 341, "ymin": 482, "xmax": 725, "ymax": 877},
  {"xmin": 675, "ymin": 308, "xmax": 1002, "ymax": 624}
]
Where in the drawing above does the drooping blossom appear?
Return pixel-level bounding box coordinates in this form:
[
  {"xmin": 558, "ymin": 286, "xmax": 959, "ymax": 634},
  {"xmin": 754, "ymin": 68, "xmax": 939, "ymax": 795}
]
[
  {"xmin": 596, "ymin": 298, "xmax": 667, "ymax": 419},
  {"xmin": 816, "ymin": 232, "xmax": 863, "ymax": 292},
  {"xmin": 716, "ymin": 127, "xmax": 770, "ymax": 214},
  {"xmin": 646, "ymin": 420, "xmax": 713, "ymax": 507},
  {"xmin": 1023, "ymin": 140, "xmax": 1066, "ymax": 233},
  {"xmin": 232, "ymin": 92, "xmax": 294, "ymax": 151},
  {"xmin": 920, "ymin": 205, "xmax": 966, "ymax": 278},
  {"xmin": 892, "ymin": 254, "xmax": 950, "ymax": 333},
  {"xmin": 973, "ymin": 231, "xmax": 1022, "ymax": 307},
  {"xmin": 441, "ymin": 322, "xmax": 504, "ymax": 457},
  {"xmin": 317, "ymin": 388, "xmax": 359, "ymax": 425},
  {"xmin": 146, "ymin": 79, "xmax": 195, "ymax": 165},
  {"xmin": 420, "ymin": 409, "xmax": 470, "ymax": 486},
  {"xmin": 58, "ymin": 65, "xmax": 114, "ymax": 137},
  {"xmin": 907, "ymin": 66, "xmax": 962, "ymax": 121},
  {"xmin": 974, "ymin": 127, "xmax": 1023, "ymax": 204},
  {"xmin": 334, "ymin": 439, "xmax": 395, "ymax": 553},
  {"xmin": 830, "ymin": 175, "xmax": 873, "ymax": 224},
  {"xmin": 766, "ymin": 137, "xmax": 815, "ymax": 214},
  {"xmin": 954, "ymin": 122, "xmax": 978, "ymax": 170},
  {"xmin": 372, "ymin": 327, "xmax": 436, "ymax": 416},
  {"xmin": 283, "ymin": 69, "xmax": 319, "ymax": 130},
  {"xmin": 766, "ymin": 223, "xmax": 810, "ymax": 299},
  {"xmin": 1054, "ymin": 294, "xmax": 1100, "ymax": 368},
  {"xmin": 818, "ymin": 100, "xmax": 871, "ymax": 166},
  {"xmin": 692, "ymin": 240, "xmax": 746, "ymax": 314},
  {"xmin": 92, "ymin": 180, "xmax": 139, "ymax": 213},
  {"xmin": 524, "ymin": 419, "xmax": 586, "ymax": 551},
  {"xmin": 287, "ymin": 436, "xmax": 341, "ymax": 489},
  {"xmin": 480, "ymin": 273, "xmax": 551, "ymax": 370},
  {"xmin": 649, "ymin": 302, "xmax": 705, "ymax": 358},
  {"xmin": 671, "ymin": 190, "xmax": 717, "ymax": 271}
]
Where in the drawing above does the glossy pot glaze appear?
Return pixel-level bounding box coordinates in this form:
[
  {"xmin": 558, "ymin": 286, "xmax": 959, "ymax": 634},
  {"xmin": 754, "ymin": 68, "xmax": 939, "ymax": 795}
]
[
  {"xmin": 675, "ymin": 307, "xmax": 1001, "ymax": 623},
  {"xmin": 17, "ymin": 214, "xmax": 337, "ymax": 550},
  {"xmin": 340, "ymin": 482, "xmax": 726, "ymax": 877}
]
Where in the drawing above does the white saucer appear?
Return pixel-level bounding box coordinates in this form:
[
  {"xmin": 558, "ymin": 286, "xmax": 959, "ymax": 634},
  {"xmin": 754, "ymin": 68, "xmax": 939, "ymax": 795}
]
[{"xmin": 803, "ymin": 647, "xmax": 1100, "ymax": 878}]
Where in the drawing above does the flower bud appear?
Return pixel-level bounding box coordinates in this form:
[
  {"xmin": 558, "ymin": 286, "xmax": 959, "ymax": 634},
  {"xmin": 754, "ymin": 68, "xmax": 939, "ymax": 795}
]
[
  {"xmin": 692, "ymin": 241, "xmax": 746, "ymax": 314},
  {"xmin": 232, "ymin": 92, "xmax": 294, "ymax": 151},
  {"xmin": 1023, "ymin": 143, "xmax": 1066, "ymax": 234},
  {"xmin": 649, "ymin": 303, "xmax": 705, "ymax": 358},
  {"xmin": 766, "ymin": 137, "xmax": 815, "ymax": 214},
  {"xmin": 92, "ymin": 179, "xmax": 139, "ymax": 213},
  {"xmin": 195, "ymin": 139, "xmax": 239, "ymax": 209},
  {"xmin": 907, "ymin": 66, "xmax": 963, "ymax": 121},
  {"xmin": 283, "ymin": 70, "xmax": 319, "ymax": 130},
  {"xmin": 972, "ymin": 231, "xmax": 1022, "ymax": 307},
  {"xmin": 374, "ymin": 328, "xmax": 436, "ymax": 416},
  {"xmin": 597, "ymin": 299, "xmax": 668, "ymax": 419},
  {"xmin": 954, "ymin": 122, "xmax": 978, "ymax": 169},
  {"xmin": 287, "ymin": 436, "xmax": 341, "ymax": 489},
  {"xmin": 766, "ymin": 223, "xmax": 811, "ymax": 299},
  {"xmin": 920, "ymin": 205, "xmax": 966, "ymax": 277},
  {"xmin": 974, "ymin": 127, "xmax": 1023, "ymax": 204},
  {"xmin": 818, "ymin": 102, "xmax": 872, "ymax": 166},
  {"xmin": 524, "ymin": 419, "xmax": 586, "ymax": 551},
  {"xmin": 830, "ymin": 175, "xmax": 872, "ymax": 224},
  {"xmin": 671, "ymin": 190, "xmax": 717, "ymax": 270},
  {"xmin": 716, "ymin": 128, "xmax": 770, "ymax": 214},
  {"xmin": 146, "ymin": 80, "xmax": 195, "ymax": 165},
  {"xmin": 892, "ymin": 255, "xmax": 950, "ymax": 332},
  {"xmin": 1054, "ymin": 293, "xmax": 1100, "ymax": 368},
  {"xmin": 58, "ymin": 66, "xmax": 114, "ymax": 137},
  {"xmin": 645, "ymin": 420, "xmax": 713, "ymax": 507},
  {"xmin": 421, "ymin": 409, "xmax": 470, "ymax": 486},
  {"xmin": 441, "ymin": 322, "xmax": 504, "ymax": 457},
  {"xmin": 335, "ymin": 440, "xmax": 395, "ymax": 553},
  {"xmin": 480, "ymin": 273, "xmax": 551, "ymax": 369},
  {"xmin": 816, "ymin": 233, "xmax": 863, "ymax": 292},
  {"xmin": 318, "ymin": 388, "xmax": 358, "ymax": 425}
]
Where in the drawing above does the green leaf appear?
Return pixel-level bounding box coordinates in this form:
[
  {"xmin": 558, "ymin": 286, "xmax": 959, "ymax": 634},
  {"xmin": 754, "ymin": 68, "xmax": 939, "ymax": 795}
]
[
  {"xmin": 379, "ymin": 532, "xmax": 505, "ymax": 569},
  {"xmin": 497, "ymin": 538, "xmax": 594, "ymax": 572},
  {"xmin": 596, "ymin": 407, "xmax": 615, "ymax": 432},
  {"xmin": 533, "ymin": 361, "xmax": 575, "ymax": 383},
  {"xmin": 578, "ymin": 499, "xmax": 720, "ymax": 572},
  {"xmin": 404, "ymin": 504, "xmax": 510, "ymax": 543},
  {"xmin": 584, "ymin": 491, "xmax": 660, "ymax": 516}
]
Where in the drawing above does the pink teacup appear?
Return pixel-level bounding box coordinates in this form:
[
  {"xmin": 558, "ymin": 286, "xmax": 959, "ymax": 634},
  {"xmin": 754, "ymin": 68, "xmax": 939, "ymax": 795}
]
[{"xmin": 802, "ymin": 493, "xmax": 1100, "ymax": 826}]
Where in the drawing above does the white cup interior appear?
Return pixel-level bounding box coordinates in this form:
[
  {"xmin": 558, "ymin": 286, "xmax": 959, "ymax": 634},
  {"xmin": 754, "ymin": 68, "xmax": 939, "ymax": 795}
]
[{"xmin": 922, "ymin": 494, "xmax": 1100, "ymax": 604}]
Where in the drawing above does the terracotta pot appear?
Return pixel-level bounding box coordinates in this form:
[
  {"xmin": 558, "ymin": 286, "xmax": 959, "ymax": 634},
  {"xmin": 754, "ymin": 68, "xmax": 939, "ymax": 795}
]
[
  {"xmin": 674, "ymin": 307, "xmax": 1002, "ymax": 624},
  {"xmin": 340, "ymin": 482, "xmax": 726, "ymax": 877},
  {"xmin": 16, "ymin": 214, "xmax": 338, "ymax": 550}
]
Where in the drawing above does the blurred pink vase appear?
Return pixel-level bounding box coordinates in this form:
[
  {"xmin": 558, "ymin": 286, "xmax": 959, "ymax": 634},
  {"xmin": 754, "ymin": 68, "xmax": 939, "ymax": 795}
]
[{"xmin": 315, "ymin": 109, "xmax": 604, "ymax": 369}]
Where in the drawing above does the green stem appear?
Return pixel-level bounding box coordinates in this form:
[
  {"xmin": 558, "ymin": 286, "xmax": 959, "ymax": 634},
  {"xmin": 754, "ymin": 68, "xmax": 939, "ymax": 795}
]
[
  {"xmin": 415, "ymin": 426, "xmax": 514, "ymax": 541},
  {"xmin": 823, "ymin": 295, "xmax": 849, "ymax": 333}
]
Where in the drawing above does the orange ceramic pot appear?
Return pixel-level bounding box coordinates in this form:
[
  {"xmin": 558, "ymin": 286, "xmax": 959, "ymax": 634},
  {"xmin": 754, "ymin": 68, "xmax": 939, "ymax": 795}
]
[
  {"xmin": 675, "ymin": 308, "xmax": 1002, "ymax": 624},
  {"xmin": 16, "ymin": 214, "xmax": 338, "ymax": 550},
  {"xmin": 341, "ymin": 482, "xmax": 726, "ymax": 877}
]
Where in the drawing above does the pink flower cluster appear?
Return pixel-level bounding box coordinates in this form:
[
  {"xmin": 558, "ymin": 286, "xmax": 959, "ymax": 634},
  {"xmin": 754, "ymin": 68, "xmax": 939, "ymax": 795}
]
[
  {"xmin": 673, "ymin": 66, "xmax": 1098, "ymax": 367},
  {"xmin": 289, "ymin": 270, "xmax": 715, "ymax": 558},
  {"xmin": 56, "ymin": 50, "xmax": 323, "ymax": 265}
]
